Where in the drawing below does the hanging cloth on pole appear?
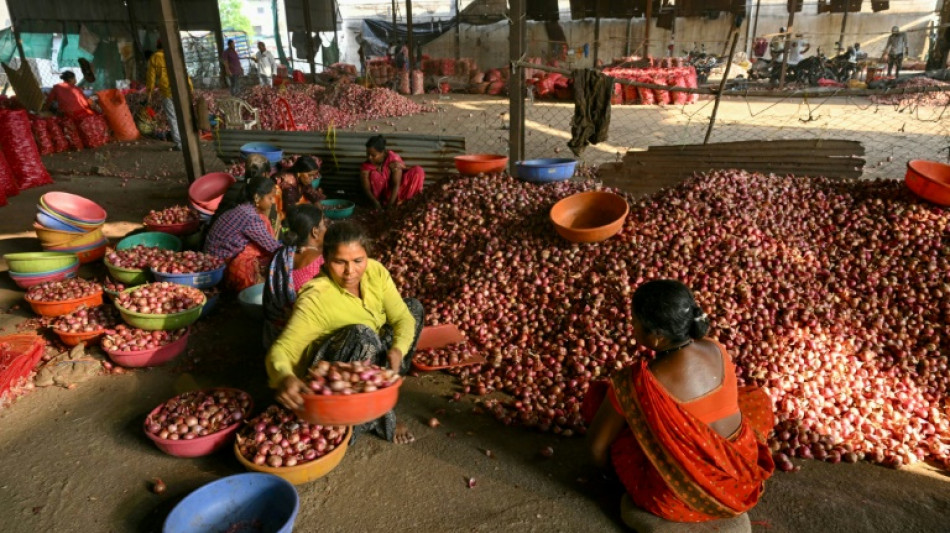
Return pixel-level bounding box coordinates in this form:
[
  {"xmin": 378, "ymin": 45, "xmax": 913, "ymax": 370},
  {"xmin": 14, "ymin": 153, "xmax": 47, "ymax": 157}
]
[{"xmin": 322, "ymin": 36, "xmax": 340, "ymax": 66}]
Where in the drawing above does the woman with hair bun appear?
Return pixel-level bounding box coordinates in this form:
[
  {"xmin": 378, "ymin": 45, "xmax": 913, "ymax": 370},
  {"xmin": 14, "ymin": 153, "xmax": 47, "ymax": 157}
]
[
  {"xmin": 262, "ymin": 203, "xmax": 327, "ymax": 349},
  {"xmin": 584, "ymin": 279, "xmax": 774, "ymax": 529}
]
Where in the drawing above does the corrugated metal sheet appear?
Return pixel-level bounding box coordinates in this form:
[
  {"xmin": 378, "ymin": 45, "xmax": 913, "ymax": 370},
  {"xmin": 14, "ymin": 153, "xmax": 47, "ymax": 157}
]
[
  {"xmin": 216, "ymin": 129, "xmax": 466, "ymax": 198},
  {"xmin": 7, "ymin": 0, "xmax": 220, "ymax": 31}
]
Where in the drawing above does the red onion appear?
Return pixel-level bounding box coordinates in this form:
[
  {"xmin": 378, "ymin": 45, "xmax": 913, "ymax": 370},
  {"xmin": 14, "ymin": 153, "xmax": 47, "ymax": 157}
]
[
  {"xmin": 116, "ymin": 283, "xmax": 204, "ymax": 314},
  {"xmin": 51, "ymin": 305, "xmax": 119, "ymax": 333},
  {"xmin": 150, "ymin": 251, "xmax": 224, "ymax": 275},
  {"xmin": 306, "ymin": 360, "xmax": 400, "ymax": 395},
  {"xmin": 106, "ymin": 245, "xmax": 176, "ymax": 270},
  {"xmin": 102, "ymin": 325, "xmax": 186, "ymax": 352},
  {"xmin": 25, "ymin": 278, "xmax": 100, "ymax": 302},
  {"xmin": 145, "ymin": 389, "xmax": 252, "ymax": 440},
  {"xmin": 144, "ymin": 205, "xmax": 198, "ymax": 226},
  {"xmin": 235, "ymin": 405, "xmax": 346, "ymax": 467}
]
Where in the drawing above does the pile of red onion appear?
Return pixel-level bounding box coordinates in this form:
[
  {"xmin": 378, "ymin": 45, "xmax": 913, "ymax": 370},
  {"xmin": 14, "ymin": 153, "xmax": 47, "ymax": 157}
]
[
  {"xmin": 145, "ymin": 389, "xmax": 252, "ymax": 441},
  {"xmin": 150, "ymin": 251, "xmax": 224, "ymax": 274},
  {"xmin": 236, "ymin": 405, "xmax": 347, "ymax": 468},
  {"xmin": 102, "ymin": 325, "xmax": 186, "ymax": 352},
  {"xmin": 373, "ymin": 171, "xmax": 950, "ymax": 469},
  {"xmin": 106, "ymin": 245, "xmax": 176, "ymax": 270},
  {"xmin": 414, "ymin": 343, "xmax": 481, "ymax": 368},
  {"xmin": 26, "ymin": 278, "xmax": 101, "ymax": 302},
  {"xmin": 102, "ymin": 277, "xmax": 126, "ymax": 294},
  {"xmin": 306, "ymin": 360, "xmax": 400, "ymax": 395},
  {"xmin": 52, "ymin": 305, "xmax": 119, "ymax": 333},
  {"xmin": 144, "ymin": 205, "xmax": 198, "ymax": 226},
  {"xmin": 115, "ymin": 283, "xmax": 204, "ymax": 315}
]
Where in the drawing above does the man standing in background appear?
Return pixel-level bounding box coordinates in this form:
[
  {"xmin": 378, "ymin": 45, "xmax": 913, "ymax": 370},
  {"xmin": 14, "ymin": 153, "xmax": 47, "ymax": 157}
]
[
  {"xmin": 882, "ymin": 26, "xmax": 909, "ymax": 78},
  {"xmin": 253, "ymin": 41, "xmax": 277, "ymax": 87},
  {"xmin": 222, "ymin": 39, "xmax": 244, "ymax": 96},
  {"xmin": 145, "ymin": 40, "xmax": 192, "ymax": 152}
]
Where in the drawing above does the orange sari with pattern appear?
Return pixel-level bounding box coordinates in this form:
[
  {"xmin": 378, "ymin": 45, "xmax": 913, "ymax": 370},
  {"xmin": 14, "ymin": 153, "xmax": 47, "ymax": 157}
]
[{"xmin": 583, "ymin": 361, "xmax": 774, "ymax": 523}]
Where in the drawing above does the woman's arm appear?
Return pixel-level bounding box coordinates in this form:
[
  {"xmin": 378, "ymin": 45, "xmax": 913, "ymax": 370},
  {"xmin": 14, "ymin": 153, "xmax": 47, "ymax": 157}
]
[
  {"xmin": 360, "ymin": 168, "xmax": 383, "ymax": 210},
  {"xmin": 266, "ymin": 291, "xmax": 328, "ymax": 407},
  {"xmin": 586, "ymin": 398, "xmax": 626, "ymax": 469},
  {"xmin": 379, "ymin": 265, "xmax": 415, "ymax": 368},
  {"xmin": 387, "ymin": 161, "xmax": 404, "ymax": 207},
  {"xmin": 244, "ymin": 213, "xmax": 282, "ymax": 253}
]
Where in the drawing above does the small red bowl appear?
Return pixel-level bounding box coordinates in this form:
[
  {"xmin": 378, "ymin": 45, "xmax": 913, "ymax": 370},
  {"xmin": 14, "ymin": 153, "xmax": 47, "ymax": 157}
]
[
  {"xmin": 104, "ymin": 329, "xmax": 190, "ymax": 367},
  {"xmin": 188, "ymin": 172, "xmax": 236, "ymax": 212},
  {"xmin": 906, "ymin": 160, "xmax": 950, "ymax": 206},
  {"xmin": 55, "ymin": 328, "xmax": 105, "ymax": 347},
  {"xmin": 144, "ymin": 219, "xmax": 201, "ymax": 236},
  {"xmin": 296, "ymin": 379, "xmax": 402, "ymax": 426},
  {"xmin": 143, "ymin": 387, "xmax": 253, "ymax": 458}
]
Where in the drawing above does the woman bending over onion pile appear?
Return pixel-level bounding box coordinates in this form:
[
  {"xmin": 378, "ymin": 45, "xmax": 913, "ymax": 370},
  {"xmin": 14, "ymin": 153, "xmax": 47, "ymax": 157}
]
[
  {"xmin": 267, "ymin": 221, "xmax": 423, "ymax": 444},
  {"xmin": 360, "ymin": 135, "xmax": 424, "ymax": 210},
  {"xmin": 584, "ymin": 280, "xmax": 774, "ymax": 529},
  {"xmin": 273, "ymin": 155, "xmax": 323, "ymax": 215},
  {"xmin": 262, "ymin": 204, "xmax": 327, "ymax": 349}
]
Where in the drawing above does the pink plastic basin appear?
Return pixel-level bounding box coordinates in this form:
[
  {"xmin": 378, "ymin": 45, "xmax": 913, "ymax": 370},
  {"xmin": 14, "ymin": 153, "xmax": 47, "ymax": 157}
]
[
  {"xmin": 188, "ymin": 173, "xmax": 236, "ymax": 212},
  {"xmin": 143, "ymin": 386, "xmax": 251, "ymax": 458},
  {"xmin": 41, "ymin": 192, "xmax": 107, "ymax": 224},
  {"xmin": 104, "ymin": 329, "xmax": 190, "ymax": 368}
]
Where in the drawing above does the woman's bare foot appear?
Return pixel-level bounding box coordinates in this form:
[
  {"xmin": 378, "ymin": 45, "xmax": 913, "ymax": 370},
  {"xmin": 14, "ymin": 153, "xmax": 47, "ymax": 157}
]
[{"xmin": 394, "ymin": 421, "xmax": 415, "ymax": 444}]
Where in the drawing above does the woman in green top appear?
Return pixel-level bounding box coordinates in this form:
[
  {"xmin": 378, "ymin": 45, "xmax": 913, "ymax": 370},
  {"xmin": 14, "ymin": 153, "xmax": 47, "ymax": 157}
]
[{"xmin": 267, "ymin": 221, "xmax": 424, "ymax": 444}]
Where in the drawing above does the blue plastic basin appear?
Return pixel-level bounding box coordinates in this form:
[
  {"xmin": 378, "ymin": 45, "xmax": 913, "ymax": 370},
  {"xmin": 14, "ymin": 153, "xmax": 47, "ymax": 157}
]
[
  {"xmin": 151, "ymin": 264, "xmax": 226, "ymax": 290},
  {"xmin": 163, "ymin": 473, "xmax": 299, "ymax": 533},
  {"xmin": 240, "ymin": 142, "xmax": 284, "ymax": 165},
  {"xmin": 516, "ymin": 158, "xmax": 578, "ymax": 183},
  {"xmin": 36, "ymin": 211, "xmax": 86, "ymax": 233}
]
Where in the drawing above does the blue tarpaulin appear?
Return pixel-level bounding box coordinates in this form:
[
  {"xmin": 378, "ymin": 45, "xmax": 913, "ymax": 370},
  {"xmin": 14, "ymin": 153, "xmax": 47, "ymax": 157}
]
[{"xmin": 360, "ymin": 18, "xmax": 458, "ymax": 59}]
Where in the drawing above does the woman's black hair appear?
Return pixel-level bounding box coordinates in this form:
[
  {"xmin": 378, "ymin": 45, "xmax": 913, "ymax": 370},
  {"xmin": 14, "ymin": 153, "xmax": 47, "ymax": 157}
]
[
  {"xmin": 242, "ymin": 175, "xmax": 275, "ymax": 204},
  {"xmin": 322, "ymin": 221, "xmax": 373, "ymax": 259},
  {"xmin": 632, "ymin": 279, "xmax": 709, "ymax": 345},
  {"xmin": 365, "ymin": 135, "xmax": 387, "ymax": 152},
  {"xmin": 282, "ymin": 204, "xmax": 325, "ymax": 247},
  {"xmin": 287, "ymin": 155, "xmax": 319, "ymax": 175},
  {"xmin": 244, "ymin": 154, "xmax": 271, "ymax": 181},
  {"xmin": 60, "ymin": 71, "xmax": 76, "ymax": 81}
]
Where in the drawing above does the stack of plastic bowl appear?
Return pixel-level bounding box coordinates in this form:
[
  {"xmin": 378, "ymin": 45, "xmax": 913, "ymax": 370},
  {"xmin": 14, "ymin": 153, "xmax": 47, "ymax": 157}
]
[
  {"xmin": 35, "ymin": 192, "xmax": 108, "ymax": 263},
  {"xmin": 4, "ymin": 252, "xmax": 80, "ymax": 289},
  {"xmin": 188, "ymin": 172, "xmax": 236, "ymax": 223}
]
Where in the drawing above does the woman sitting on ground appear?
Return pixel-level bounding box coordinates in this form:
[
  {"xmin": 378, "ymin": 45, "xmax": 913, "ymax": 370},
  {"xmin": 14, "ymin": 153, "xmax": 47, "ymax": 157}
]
[
  {"xmin": 262, "ymin": 204, "xmax": 327, "ymax": 350},
  {"xmin": 44, "ymin": 71, "xmax": 99, "ymax": 119},
  {"xmin": 360, "ymin": 135, "xmax": 424, "ymax": 210},
  {"xmin": 267, "ymin": 221, "xmax": 423, "ymax": 444},
  {"xmin": 584, "ymin": 279, "xmax": 774, "ymax": 527},
  {"xmin": 273, "ymin": 156, "xmax": 322, "ymax": 214},
  {"xmin": 204, "ymin": 175, "xmax": 281, "ymax": 291}
]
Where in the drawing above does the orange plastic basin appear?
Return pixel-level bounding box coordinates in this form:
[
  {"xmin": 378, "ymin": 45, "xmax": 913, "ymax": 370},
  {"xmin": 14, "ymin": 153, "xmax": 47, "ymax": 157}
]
[
  {"xmin": 296, "ymin": 378, "xmax": 403, "ymax": 426},
  {"xmin": 235, "ymin": 426, "xmax": 351, "ymax": 485},
  {"xmin": 55, "ymin": 328, "xmax": 105, "ymax": 347},
  {"xmin": 454, "ymin": 154, "xmax": 509, "ymax": 175},
  {"xmin": 905, "ymin": 160, "xmax": 950, "ymax": 206},
  {"xmin": 549, "ymin": 191, "xmax": 629, "ymax": 243},
  {"xmin": 25, "ymin": 290, "xmax": 104, "ymax": 317}
]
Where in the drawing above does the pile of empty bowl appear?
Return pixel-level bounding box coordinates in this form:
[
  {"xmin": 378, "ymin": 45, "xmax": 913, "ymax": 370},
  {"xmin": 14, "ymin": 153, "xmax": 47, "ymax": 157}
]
[
  {"xmin": 189, "ymin": 172, "xmax": 237, "ymax": 222},
  {"xmin": 34, "ymin": 192, "xmax": 108, "ymax": 263},
  {"xmin": 4, "ymin": 252, "xmax": 80, "ymax": 289}
]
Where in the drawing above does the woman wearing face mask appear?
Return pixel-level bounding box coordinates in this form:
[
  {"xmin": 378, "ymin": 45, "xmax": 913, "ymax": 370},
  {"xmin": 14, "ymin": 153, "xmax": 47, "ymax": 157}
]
[
  {"xmin": 360, "ymin": 135, "xmax": 424, "ymax": 210},
  {"xmin": 273, "ymin": 156, "xmax": 323, "ymax": 215},
  {"xmin": 266, "ymin": 221, "xmax": 423, "ymax": 444}
]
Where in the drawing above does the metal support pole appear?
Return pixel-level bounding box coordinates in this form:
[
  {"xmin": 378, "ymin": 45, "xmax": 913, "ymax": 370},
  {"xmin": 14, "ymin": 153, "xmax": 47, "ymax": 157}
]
[
  {"xmin": 156, "ymin": 0, "xmax": 205, "ymax": 182},
  {"xmin": 644, "ymin": 0, "xmax": 652, "ymax": 57},
  {"xmin": 301, "ymin": 0, "xmax": 317, "ymax": 78},
  {"xmin": 705, "ymin": 29, "xmax": 740, "ymax": 144},
  {"xmin": 838, "ymin": 8, "xmax": 849, "ymax": 55},
  {"xmin": 751, "ymin": 0, "xmax": 762, "ymax": 56},
  {"xmin": 509, "ymin": 0, "xmax": 526, "ymax": 173},
  {"xmin": 779, "ymin": 0, "xmax": 796, "ymax": 88},
  {"xmin": 125, "ymin": 1, "xmax": 145, "ymax": 82},
  {"xmin": 406, "ymin": 0, "xmax": 415, "ymax": 70},
  {"xmin": 455, "ymin": 0, "xmax": 461, "ymax": 60},
  {"xmin": 211, "ymin": 5, "xmax": 229, "ymax": 89},
  {"xmin": 625, "ymin": 17, "xmax": 633, "ymax": 56},
  {"xmin": 593, "ymin": 16, "xmax": 600, "ymax": 66}
]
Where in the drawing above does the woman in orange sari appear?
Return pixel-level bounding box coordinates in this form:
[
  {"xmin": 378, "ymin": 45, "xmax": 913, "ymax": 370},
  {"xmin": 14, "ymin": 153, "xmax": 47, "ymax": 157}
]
[
  {"xmin": 585, "ymin": 280, "xmax": 774, "ymax": 527},
  {"xmin": 359, "ymin": 135, "xmax": 424, "ymax": 210}
]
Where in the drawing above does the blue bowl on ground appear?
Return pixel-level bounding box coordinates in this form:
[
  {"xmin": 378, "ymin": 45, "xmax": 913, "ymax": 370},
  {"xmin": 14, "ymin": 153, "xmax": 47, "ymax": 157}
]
[
  {"xmin": 319, "ymin": 199, "xmax": 355, "ymax": 220},
  {"xmin": 516, "ymin": 158, "xmax": 578, "ymax": 183},
  {"xmin": 36, "ymin": 211, "xmax": 86, "ymax": 233},
  {"xmin": 163, "ymin": 473, "xmax": 299, "ymax": 533},
  {"xmin": 238, "ymin": 283, "xmax": 265, "ymax": 319},
  {"xmin": 240, "ymin": 142, "xmax": 284, "ymax": 165},
  {"xmin": 151, "ymin": 264, "xmax": 225, "ymax": 290}
]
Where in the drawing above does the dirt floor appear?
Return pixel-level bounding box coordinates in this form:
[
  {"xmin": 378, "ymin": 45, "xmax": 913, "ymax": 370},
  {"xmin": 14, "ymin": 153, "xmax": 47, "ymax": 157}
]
[{"xmin": 0, "ymin": 127, "xmax": 949, "ymax": 532}]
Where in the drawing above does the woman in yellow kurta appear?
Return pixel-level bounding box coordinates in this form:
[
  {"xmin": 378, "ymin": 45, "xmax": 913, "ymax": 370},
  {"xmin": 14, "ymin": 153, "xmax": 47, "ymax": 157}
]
[{"xmin": 266, "ymin": 221, "xmax": 423, "ymax": 444}]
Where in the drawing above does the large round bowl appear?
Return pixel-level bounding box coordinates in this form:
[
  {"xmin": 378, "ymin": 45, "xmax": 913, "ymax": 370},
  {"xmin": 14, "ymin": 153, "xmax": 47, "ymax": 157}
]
[
  {"xmin": 55, "ymin": 328, "xmax": 105, "ymax": 347},
  {"xmin": 8, "ymin": 260, "xmax": 79, "ymax": 278},
  {"xmin": 549, "ymin": 191, "xmax": 629, "ymax": 243},
  {"xmin": 235, "ymin": 426, "xmax": 352, "ymax": 486},
  {"xmin": 36, "ymin": 204, "xmax": 104, "ymax": 232},
  {"xmin": 151, "ymin": 265, "xmax": 225, "ymax": 290},
  {"xmin": 45, "ymin": 237, "xmax": 108, "ymax": 254},
  {"xmin": 296, "ymin": 379, "xmax": 402, "ymax": 426},
  {"xmin": 238, "ymin": 283, "xmax": 265, "ymax": 319},
  {"xmin": 240, "ymin": 142, "xmax": 284, "ymax": 165},
  {"xmin": 517, "ymin": 158, "xmax": 578, "ymax": 183},
  {"xmin": 906, "ymin": 160, "xmax": 950, "ymax": 206},
  {"xmin": 104, "ymin": 329, "xmax": 190, "ymax": 367},
  {"xmin": 454, "ymin": 154, "xmax": 509, "ymax": 175},
  {"xmin": 116, "ymin": 232, "xmax": 182, "ymax": 252},
  {"xmin": 144, "ymin": 219, "xmax": 201, "ymax": 236},
  {"xmin": 163, "ymin": 473, "xmax": 299, "ymax": 533},
  {"xmin": 144, "ymin": 387, "xmax": 251, "ymax": 457},
  {"xmin": 114, "ymin": 289, "xmax": 206, "ymax": 331},
  {"xmin": 25, "ymin": 290, "xmax": 104, "ymax": 318},
  {"xmin": 50, "ymin": 228, "xmax": 105, "ymax": 250},
  {"xmin": 319, "ymin": 199, "xmax": 355, "ymax": 220},
  {"xmin": 34, "ymin": 223, "xmax": 89, "ymax": 248},
  {"xmin": 36, "ymin": 211, "xmax": 88, "ymax": 233},
  {"xmin": 40, "ymin": 192, "xmax": 107, "ymax": 224},
  {"xmin": 104, "ymin": 259, "xmax": 150, "ymax": 286},
  {"xmin": 9, "ymin": 265, "xmax": 79, "ymax": 289},
  {"xmin": 189, "ymin": 172, "xmax": 237, "ymax": 212},
  {"xmin": 4, "ymin": 252, "xmax": 79, "ymax": 273}
]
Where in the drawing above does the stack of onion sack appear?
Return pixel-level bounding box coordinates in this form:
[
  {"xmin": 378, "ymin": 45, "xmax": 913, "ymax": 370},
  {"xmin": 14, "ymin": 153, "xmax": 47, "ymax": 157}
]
[
  {"xmin": 236, "ymin": 405, "xmax": 347, "ymax": 468},
  {"xmin": 602, "ymin": 66, "xmax": 698, "ymax": 105},
  {"xmin": 0, "ymin": 110, "xmax": 53, "ymax": 193},
  {"xmin": 371, "ymin": 170, "xmax": 950, "ymax": 470}
]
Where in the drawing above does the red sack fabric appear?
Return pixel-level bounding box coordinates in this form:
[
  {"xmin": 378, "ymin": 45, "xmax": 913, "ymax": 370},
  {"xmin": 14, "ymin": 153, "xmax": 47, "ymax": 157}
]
[
  {"xmin": 398, "ymin": 71, "xmax": 411, "ymax": 95},
  {"xmin": 486, "ymin": 69, "xmax": 502, "ymax": 82},
  {"xmin": 684, "ymin": 67, "xmax": 699, "ymax": 104},
  {"xmin": 0, "ymin": 110, "xmax": 53, "ymax": 191},
  {"xmin": 652, "ymin": 76, "xmax": 671, "ymax": 105},
  {"xmin": 536, "ymin": 75, "xmax": 557, "ymax": 98},
  {"xmin": 76, "ymin": 114, "xmax": 110, "ymax": 148},
  {"xmin": 670, "ymin": 71, "xmax": 688, "ymax": 105},
  {"xmin": 46, "ymin": 118, "xmax": 69, "ymax": 153},
  {"xmin": 440, "ymin": 59, "xmax": 455, "ymax": 76},
  {"xmin": 470, "ymin": 71, "xmax": 485, "ymax": 84},
  {"xmin": 0, "ymin": 149, "xmax": 17, "ymax": 199},
  {"xmin": 59, "ymin": 116, "xmax": 85, "ymax": 150},
  {"xmin": 97, "ymin": 89, "xmax": 140, "ymax": 141},
  {"xmin": 411, "ymin": 70, "xmax": 425, "ymax": 95},
  {"xmin": 623, "ymin": 84, "xmax": 639, "ymax": 104},
  {"xmin": 31, "ymin": 116, "xmax": 54, "ymax": 155},
  {"xmin": 637, "ymin": 78, "xmax": 656, "ymax": 105},
  {"xmin": 487, "ymin": 81, "xmax": 506, "ymax": 96}
]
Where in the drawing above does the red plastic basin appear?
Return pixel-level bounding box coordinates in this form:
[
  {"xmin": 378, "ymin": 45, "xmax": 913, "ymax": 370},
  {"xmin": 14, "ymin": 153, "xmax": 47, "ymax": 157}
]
[
  {"xmin": 296, "ymin": 379, "xmax": 403, "ymax": 426},
  {"xmin": 143, "ymin": 387, "xmax": 252, "ymax": 458},
  {"xmin": 454, "ymin": 154, "xmax": 509, "ymax": 175},
  {"xmin": 104, "ymin": 329, "xmax": 189, "ymax": 368},
  {"xmin": 549, "ymin": 191, "xmax": 629, "ymax": 243},
  {"xmin": 906, "ymin": 160, "xmax": 950, "ymax": 206},
  {"xmin": 188, "ymin": 172, "xmax": 236, "ymax": 212},
  {"xmin": 144, "ymin": 219, "xmax": 201, "ymax": 236},
  {"xmin": 40, "ymin": 192, "xmax": 107, "ymax": 224}
]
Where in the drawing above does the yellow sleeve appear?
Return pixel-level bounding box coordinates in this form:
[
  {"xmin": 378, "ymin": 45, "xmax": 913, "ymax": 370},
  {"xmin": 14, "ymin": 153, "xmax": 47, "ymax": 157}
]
[
  {"xmin": 377, "ymin": 263, "xmax": 416, "ymax": 355},
  {"xmin": 265, "ymin": 287, "xmax": 329, "ymax": 388},
  {"xmin": 145, "ymin": 57, "xmax": 156, "ymax": 94}
]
